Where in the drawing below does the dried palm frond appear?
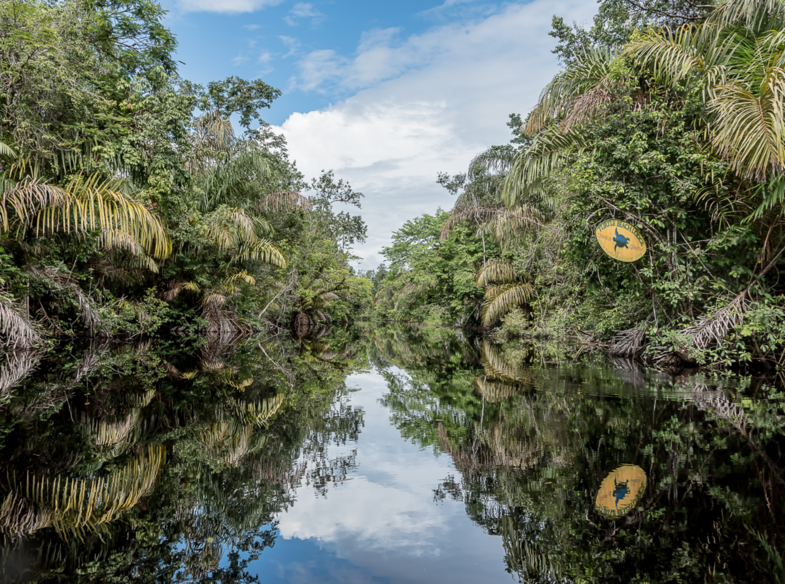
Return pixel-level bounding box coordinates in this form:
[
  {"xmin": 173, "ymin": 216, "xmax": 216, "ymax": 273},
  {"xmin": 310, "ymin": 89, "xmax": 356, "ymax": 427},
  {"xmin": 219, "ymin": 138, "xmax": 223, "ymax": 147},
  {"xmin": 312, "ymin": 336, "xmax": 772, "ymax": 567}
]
[
  {"xmin": 0, "ymin": 351, "xmax": 40, "ymax": 399},
  {"xmin": 258, "ymin": 191, "xmax": 312, "ymax": 212},
  {"xmin": 27, "ymin": 267, "xmax": 104, "ymax": 335},
  {"xmin": 682, "ymin": 293, "xmax": 748, "ymax": 350},
  {"xmin": 610, "ymin": 323, "xmax": 648, "ymax": 357},
  {"xmin": 481, "ymin": 283, "xmax": 534, "ymax": 327},
  {"xmin": 0, "ymin": 296, "xmax": 40, "ymax": 349},
  {"xmin": 8, "ymin": 445, "xmax": 165, "ymax": 541}
]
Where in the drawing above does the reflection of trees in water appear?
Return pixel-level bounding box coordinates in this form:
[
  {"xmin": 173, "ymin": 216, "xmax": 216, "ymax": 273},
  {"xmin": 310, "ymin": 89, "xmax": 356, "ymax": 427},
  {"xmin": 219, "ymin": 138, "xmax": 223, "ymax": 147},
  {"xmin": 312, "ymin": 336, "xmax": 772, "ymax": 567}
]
[
  {"xmin": 376, "ymin": 327, "xmax": 785, "ymax": 583},
  {"xmin": 0, "ymin": 332, "xmax": 367, "ymax": 582}
]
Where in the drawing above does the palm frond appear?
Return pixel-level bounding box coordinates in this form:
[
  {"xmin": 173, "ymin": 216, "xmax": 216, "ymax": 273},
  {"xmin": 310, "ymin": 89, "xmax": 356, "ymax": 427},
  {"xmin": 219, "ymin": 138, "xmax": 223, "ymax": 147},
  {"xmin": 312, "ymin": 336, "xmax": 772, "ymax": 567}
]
[
  {"xmin": 482, "ymin": 283, "xmax": 534, "ymax": 326},
  {"xmin": 203, "ymin": 207, "xmax": 286, "ymax": 267},
  {"xmin": 469, "ymin": 145, "xmax": 518, "ymax": 175},
  {"xmin": 230, "ymin": 238, "xmax": 286, "ymax": 267},
  {"xmin": 0, "ymin": 141, "xmax": 16, "ymax": 158},
  {"xmin": 440, "ymin": 205, "xmax": 542, "ymax": 241},
  {"xmin": 475, "ymin": 259, "xmax": 518, "ymax": 286},
  {"xmin": 34, "ymin": 174, "xmax": 171, "ymax": 259},
  {"xmin": 711, "ymin": 0, "xmax": 785, "ymax": 32},
  {"xmin": 624, "ymin": 24, "xmax": 733, "ymax": 94},
  {"xmin": 526, "ymin": 47, "xmax": 619, "ymax": 135},
  {"xmin": 709, "ymin": 65, "xmax": 785, "ymax": 180},
  {"xmin": 195, "ymin": 110, "xmax": 235, "ymax": 151},
  {"xmin": 503, "ymin": 126, "xmax": 588, "ymax": 207}
]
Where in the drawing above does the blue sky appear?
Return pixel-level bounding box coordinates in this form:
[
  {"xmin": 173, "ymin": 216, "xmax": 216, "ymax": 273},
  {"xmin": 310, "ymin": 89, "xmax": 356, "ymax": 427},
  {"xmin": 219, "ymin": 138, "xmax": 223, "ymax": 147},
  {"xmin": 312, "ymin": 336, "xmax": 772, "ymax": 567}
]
[{"xmin": 160, "ymin": 0, "xmax": 599, "ymax": 269}]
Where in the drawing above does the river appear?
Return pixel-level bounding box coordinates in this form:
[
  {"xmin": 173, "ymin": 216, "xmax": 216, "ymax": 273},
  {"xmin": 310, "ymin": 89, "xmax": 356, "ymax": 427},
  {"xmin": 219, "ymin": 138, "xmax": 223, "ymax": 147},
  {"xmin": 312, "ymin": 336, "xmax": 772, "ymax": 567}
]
[{"xmin": 0, "ymin": 329, "xmax": 783, "ymax": 582}]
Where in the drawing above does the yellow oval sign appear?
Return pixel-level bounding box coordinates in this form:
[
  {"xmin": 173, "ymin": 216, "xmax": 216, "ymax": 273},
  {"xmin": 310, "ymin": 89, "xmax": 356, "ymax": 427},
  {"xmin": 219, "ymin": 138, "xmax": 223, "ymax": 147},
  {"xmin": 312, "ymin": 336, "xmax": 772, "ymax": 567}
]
[
  {"xmin": 595, "ymin": 464, "xmax": 647, "ymax": 519},
  {"xmin": 596, "ymin": 220, "xmax": 646, "ymax": 262}
]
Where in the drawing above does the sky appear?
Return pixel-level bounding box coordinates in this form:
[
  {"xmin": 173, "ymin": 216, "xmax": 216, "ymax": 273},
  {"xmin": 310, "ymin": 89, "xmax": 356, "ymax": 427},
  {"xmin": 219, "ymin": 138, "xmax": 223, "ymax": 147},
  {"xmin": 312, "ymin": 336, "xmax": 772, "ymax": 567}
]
[{"xmin": 159, "ymin": 0, "xmax": 599, "ymax": 270}]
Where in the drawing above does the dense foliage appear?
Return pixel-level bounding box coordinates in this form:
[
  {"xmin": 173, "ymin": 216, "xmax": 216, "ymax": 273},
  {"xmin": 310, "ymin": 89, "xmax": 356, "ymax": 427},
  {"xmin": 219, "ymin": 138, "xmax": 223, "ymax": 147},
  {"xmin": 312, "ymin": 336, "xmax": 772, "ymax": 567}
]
[
  {"xmin": 0, "ymin": 0, "xmax": 370, "ymax": 348},
  {"xmin": 374, "ymin": 0, "xmax": 785, "ymax": 371}
]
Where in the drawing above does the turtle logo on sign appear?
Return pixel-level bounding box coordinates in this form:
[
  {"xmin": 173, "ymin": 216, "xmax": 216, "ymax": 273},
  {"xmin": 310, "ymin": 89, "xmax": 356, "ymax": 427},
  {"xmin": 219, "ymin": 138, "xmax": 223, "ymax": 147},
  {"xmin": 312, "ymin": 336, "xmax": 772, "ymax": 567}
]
[{"xmin": 596, "ymin": 220, "xmax": 646, "ymax": 262}]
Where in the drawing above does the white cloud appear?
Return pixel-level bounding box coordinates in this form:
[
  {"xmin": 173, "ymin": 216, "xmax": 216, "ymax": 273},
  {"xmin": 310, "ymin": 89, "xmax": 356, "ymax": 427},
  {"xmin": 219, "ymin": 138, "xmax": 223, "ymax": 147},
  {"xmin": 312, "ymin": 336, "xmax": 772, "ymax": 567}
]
[
  {"xmin": 174, "ymin": 0, "xmax": 284, "ymax": 13},
  {"xmin": 279, "ymin": 35, "xmax": 301, "ymax": 58},
  {"xmin": 258, "ymin": 51, "xmax": 273, "ymax": 63},
  {"xmin": 285, "ymin": 2, "xmax": 325, "ymax": 26},
  {"xmin": 274, "ymin": 0, "xmax": 597, "ymax": 270},
  {"xmin": 243, "ymin": 23, "xmax": 261, "ymax": 30}
]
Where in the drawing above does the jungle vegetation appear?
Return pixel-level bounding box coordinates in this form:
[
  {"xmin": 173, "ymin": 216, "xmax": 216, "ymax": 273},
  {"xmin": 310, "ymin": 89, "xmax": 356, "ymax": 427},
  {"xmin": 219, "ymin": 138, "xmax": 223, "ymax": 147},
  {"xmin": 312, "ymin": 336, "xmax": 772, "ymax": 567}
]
[
  {"xmin": 0, "ymin": 0, "xmax": 371, "ymax": 350},
  {"xmin": 373, "ymin": 0, "xmax": 785, "ymax": 371}
]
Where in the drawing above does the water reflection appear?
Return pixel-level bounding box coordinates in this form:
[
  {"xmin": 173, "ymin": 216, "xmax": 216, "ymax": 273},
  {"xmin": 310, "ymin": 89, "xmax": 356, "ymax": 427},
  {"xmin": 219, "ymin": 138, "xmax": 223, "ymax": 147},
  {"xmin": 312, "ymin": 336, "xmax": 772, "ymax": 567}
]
[{"xmin": 0, "ymin": 326, "xmax": 784, "ymax": 583}]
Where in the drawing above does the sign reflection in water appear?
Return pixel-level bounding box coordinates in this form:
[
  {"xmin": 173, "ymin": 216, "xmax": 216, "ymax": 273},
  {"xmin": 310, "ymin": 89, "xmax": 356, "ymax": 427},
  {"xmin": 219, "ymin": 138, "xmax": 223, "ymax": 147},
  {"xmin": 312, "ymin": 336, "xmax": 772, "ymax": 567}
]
[{"xmin": 595, "ymin": 464, "xmax": 647, "ymax": 519}]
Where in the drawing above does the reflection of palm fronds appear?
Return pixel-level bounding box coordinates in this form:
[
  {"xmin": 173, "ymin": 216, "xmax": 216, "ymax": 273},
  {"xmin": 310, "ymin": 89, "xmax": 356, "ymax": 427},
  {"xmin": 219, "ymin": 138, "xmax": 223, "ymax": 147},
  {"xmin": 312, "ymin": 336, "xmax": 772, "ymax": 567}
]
[
  {"xmin": 82, "ymin": 409, "xmax": 142, "ymax": 459},
  {"xmin": 502, "ymin": 515, "xmax": 564, "ymax": 582},
  {"xmin": 199, "ymin": 421, "xmax": 266, "ymax": 468},
  {"xmin": 253, "ymin": 459, "xmax": 307, "ymax": 485},
  {"xmin": 473, "ymin": 377, "xmax": 522, "ymax": 403},
  {"xmin": 0, "ymin": 490, "xmax": 54, "ymax": 540},
  {"xmin": 230, "ymin": 394, "xmax": 285, "ymax": 427},
  {"xmin": 131, "ymin": 390, "xmax": 156, "ymax": 408},
  {"xmin": 0, "ymin": 295, "xmax": 40, "ymax": 349},
  {"xmin": 481, "ymin": 342, "xmax": 532, "ymax": 384},
  {"xmin": 7, "ymin": 445, "xmax": 164, "ymax": 541},
  {"xmin": 0, "ymin": 351, "xmax": 40, "ymax": 399}
]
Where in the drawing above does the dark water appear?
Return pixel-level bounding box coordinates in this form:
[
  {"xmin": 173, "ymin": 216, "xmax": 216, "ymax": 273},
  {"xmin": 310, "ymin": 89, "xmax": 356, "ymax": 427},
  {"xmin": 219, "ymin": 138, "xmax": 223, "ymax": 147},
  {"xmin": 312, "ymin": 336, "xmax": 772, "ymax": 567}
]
[{"xmin": 1, "ymin": 330, "xmax": 784, "ymax": 583}]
